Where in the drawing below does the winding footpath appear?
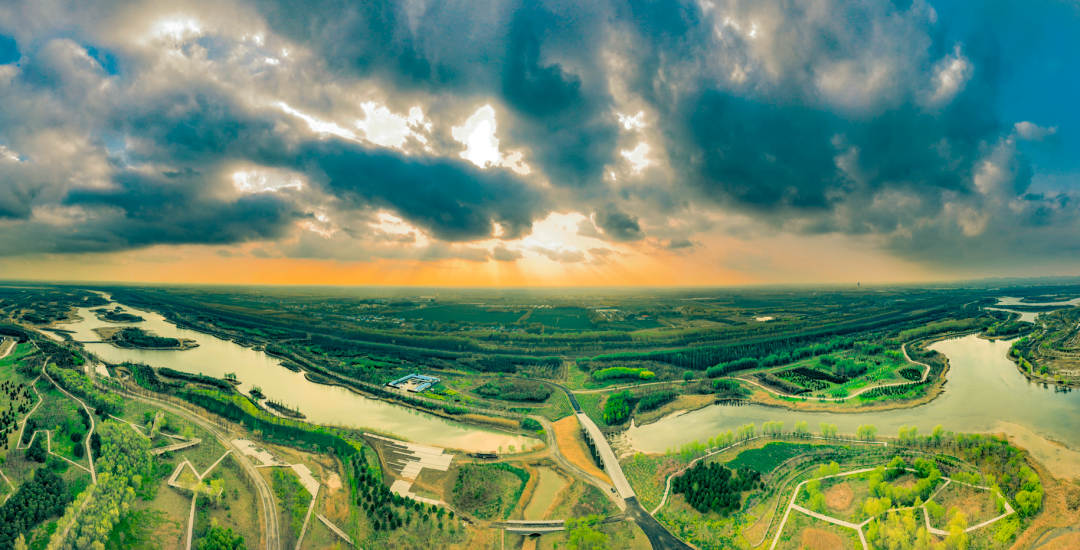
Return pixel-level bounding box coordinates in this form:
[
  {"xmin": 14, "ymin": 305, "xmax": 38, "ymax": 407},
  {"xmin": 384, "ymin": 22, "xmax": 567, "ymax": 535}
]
[
  {"xmin": 114, "ymin": 385, "xmax": 282, "ymax": 550},
  {"xmin": 769, "ymin": 466, "xmax": 1015, "ymax": 550},
  {"xmin": 737, "ymin": 341, "xmax": 935, "ymax": 402}
]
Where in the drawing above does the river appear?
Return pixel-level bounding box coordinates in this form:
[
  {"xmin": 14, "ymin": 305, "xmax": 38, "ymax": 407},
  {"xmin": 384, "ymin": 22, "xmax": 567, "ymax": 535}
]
[
  {"xmin": 57, "ymin": 298, "xmax": 538, "ymax": 453},
  {"xmin": 625, "ymin": 334, "xmax": 1080, "ymax": 476}
]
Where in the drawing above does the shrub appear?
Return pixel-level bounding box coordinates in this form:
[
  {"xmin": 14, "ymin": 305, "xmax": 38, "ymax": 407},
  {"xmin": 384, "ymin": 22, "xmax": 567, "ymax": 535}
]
[
  {"xmin": 520, "ymin": 418, "xmax": 542, "ymax": 432},
  {"xmin": 636, "ymin": 390, "xmax": 677, "ymax": 412},
  {"xmin": 602, "ymin": 391, "xmax": 634, "ymax": 424}
]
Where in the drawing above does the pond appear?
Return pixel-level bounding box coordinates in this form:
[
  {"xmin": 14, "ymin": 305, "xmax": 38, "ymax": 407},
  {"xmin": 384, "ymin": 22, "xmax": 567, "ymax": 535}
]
[
  {"xmin": 58, "ymin": 297, "xmax": 538, "ymax": 453},
  {"xmin": 625, "ymin": 334, "xmax": 1080, "ymax": 473}
]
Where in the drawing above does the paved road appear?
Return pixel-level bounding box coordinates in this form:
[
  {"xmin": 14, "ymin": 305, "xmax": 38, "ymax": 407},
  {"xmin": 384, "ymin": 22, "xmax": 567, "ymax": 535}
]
[
  {"xmin": 529, "ymin": 415, "xmax": 622, "ymax": 507},
  {"xmin": 546, "ymin": 382, "xmax": 693, "ymax": 550}
]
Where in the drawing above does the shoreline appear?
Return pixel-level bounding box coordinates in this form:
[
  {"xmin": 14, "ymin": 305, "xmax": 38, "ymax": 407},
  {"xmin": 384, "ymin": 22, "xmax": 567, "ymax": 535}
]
[
  {"xmin": 300, "ymin": 368, "xmax": 539, "ymax": 440},
  {"xmin": 1005, "ymin": 349, "xmax": 1080, "ymax": 389},
  {"xmin": 729, "ymin": 335, "xmax": 959, "ymax": 415},
  {"xmin": 90, "ymin": 327, "xmax": 199, "ymax": 351}
]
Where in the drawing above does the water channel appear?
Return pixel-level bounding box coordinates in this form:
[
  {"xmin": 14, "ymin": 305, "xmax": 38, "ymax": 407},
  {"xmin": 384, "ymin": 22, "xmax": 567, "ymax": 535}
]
[
  {"xmin": 57, "ymin": 298, "xmax": 538, "ymax": 453},
  {"xmin": 49, "ymin": 294, "xmax": 1080, "ymax": 471},
  {"xmin": 626, "ymin": 334, "xmax": 1080, "ymax": 474}
]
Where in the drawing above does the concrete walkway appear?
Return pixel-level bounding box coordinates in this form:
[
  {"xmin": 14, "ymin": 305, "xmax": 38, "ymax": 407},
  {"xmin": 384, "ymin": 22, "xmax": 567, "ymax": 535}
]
[
  {"xmin": 576, "ymin": 413, "xmax": 635, "ymax": 499},
  {"xmin": 653, "ymin": 435, "xmax": 886, "ymax": 515},
  {"xmin": 150, "ymin": 438, "xmax": 202, "ymax": 455},
  {"xmin": 316, "ymin": 514, "xmax": 355, "ymax": 546},
  {"xmin": 41, "ymin": 362, "xmax": 98, "ymax": 483},
  {"xmin": 770, "ymin": 464, "xmax": 1016, "ymax": 550}
]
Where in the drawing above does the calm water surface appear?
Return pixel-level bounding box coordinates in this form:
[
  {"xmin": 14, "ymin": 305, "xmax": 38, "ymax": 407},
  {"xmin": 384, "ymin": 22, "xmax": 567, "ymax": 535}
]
[
  {"xmin": 62, "ymin": 298, "xmax": 537, "ymax": 452},
  {"xmin": 626, "ymin": 334, "xmax": 1080, "ymax": 453},
  {"xmin": 524, "ymin": 466, "xmax": 568, "ymax": 520}
]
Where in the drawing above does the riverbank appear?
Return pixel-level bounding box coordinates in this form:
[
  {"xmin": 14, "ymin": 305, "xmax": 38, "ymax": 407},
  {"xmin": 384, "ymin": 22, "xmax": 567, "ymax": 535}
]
[
  {"xmin": 299, "ymin": 367, "xmax": 542, "ymax": 443},
  {"xmin": 91, "ymin": 327, "xmax": 198, "ymax": 350},
  {"xmin": 727, "ymin": 332, "xmax": 979, "ymax": 415},
  {"xmin": 630, "ymin": 394, "xmax": 731, "ymax": 428},
  {"xmin": 1004, "ymin": 348, "xmax": 1080, "ymax": 389}
]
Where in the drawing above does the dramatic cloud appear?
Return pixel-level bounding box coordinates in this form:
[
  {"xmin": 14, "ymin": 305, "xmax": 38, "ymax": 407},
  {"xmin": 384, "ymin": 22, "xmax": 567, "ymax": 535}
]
[{"xmin": 0, "ymin": 0, "xmax": 1076, "ymax": 277}]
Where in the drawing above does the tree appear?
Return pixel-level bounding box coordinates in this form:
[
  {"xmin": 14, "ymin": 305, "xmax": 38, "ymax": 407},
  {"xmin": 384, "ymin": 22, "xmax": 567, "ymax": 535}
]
[
  {"xmin": 565, "ymin": 515, "xmax": 608, "ymax": 550},
  {"xmin": 197, "ymin": 521, "xmax": 247, "ymax": 550},
  {"xmin": 13, "ymin": 535, "xmax": 27, "ymax": 550},
  {"xmin": 945, "ymin": 511, "xmax": 969, "ymax": 550},
  {"xmin": 857, "ymin": 424, "xmax": 878, "ymax": 442},
  {"xmin": 931, "ymin": 425, "xmax": 945, "ymax": 446},
  {"xmin": 793, "ymin": 421, "xmax": 810, "ymax": 438},
  {"xmin": 26, "ymin": 436, "xmax": 46, "ymax": 463}
]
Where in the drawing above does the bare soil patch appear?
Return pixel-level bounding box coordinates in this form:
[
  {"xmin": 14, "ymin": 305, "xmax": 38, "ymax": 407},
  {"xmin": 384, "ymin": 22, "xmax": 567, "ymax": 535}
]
[
  {"xmin": 802, "ymin": 528, "xmax": 845, "ymax": 550},
  {"xmin": 825, "ymin": 483, "xmax": 854, "ymax": 511}
]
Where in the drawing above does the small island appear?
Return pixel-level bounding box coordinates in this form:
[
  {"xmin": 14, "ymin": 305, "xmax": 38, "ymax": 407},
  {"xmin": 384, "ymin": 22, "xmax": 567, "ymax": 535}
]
[
  {"xmin": 91, "ymin": 306, "xmax": 146, "ymax": 323},
  {"xmin": 265, "ymin": 399, "xmax": 306, "ymax": 419},
  {"xmin": 93, "ymin": 326, "xmax": 198, "ymax": 350}
]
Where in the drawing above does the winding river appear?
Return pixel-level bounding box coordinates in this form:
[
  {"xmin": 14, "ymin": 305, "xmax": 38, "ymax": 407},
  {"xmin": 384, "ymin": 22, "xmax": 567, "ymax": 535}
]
[
  {"xmin": 49, "ymin": 294, "xmax": 1080, "ymax": 473},
  {"xmin": 625, "ymin": 333, "xmax": 1080, "ymax": 476},
  {"xmin": 56, "ymin": 298, "xmax": 538, "ymax": 453}
]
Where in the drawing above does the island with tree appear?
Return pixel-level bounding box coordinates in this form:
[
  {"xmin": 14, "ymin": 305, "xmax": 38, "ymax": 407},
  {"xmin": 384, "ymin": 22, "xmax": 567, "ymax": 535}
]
[{"xmin": 92, "ymin": 326, "xmax": 197, "ymax": 350}]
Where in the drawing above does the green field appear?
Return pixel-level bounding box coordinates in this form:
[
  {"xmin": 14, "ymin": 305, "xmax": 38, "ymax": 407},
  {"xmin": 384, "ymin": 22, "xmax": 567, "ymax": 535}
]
[
  {"xmin": 525, "ymin": 307, "xmax": 594, "ymax": 330},
  {"xmin": 396, "ymin": 304, "xmax": 524, "ymax": 324},
  {"xmin": 726, "ymin": 442, "xmax": 827, "ymax": 474}
]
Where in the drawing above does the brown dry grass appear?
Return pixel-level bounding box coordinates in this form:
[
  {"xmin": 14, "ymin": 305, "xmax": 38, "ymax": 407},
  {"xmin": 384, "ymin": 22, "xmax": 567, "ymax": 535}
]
[
  {"xmin": 892, "ymin": 475, "xmax": 917, "ymax": 490},
  {"xmin": 551, "ymin": 416, "xmax": 611, "ymax": 484},
  {"xmin": 825, "ymin": 483, "xmax": 854, "ymax": 511},
  {"xmin": 1041, "ymin": 532, "xmax": 1080, "ymax": 550},
  {"xmin": 1010, "ymin": 457, "xmax": 1080, "ymax": 550},
  {"xmin": 458, "ymin": 413, "xmax": 521, "ymax": 431},
  {"xmin": 801, "ymin": 528, "xmax": 846, "ymax": 550},
  {"xmin": 634, "ymin": 394, "xmax": 716, "ymax": 426}
]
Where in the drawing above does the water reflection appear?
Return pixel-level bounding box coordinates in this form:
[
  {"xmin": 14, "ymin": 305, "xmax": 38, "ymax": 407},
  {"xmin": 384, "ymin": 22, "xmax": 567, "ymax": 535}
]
[
  {"xmin": 627, "ymin": 334, "xmax": 1080, "ymax": 455},
  {"xmin": 60, "ymin": 297, "xmax": 537, "ymax": 452}
]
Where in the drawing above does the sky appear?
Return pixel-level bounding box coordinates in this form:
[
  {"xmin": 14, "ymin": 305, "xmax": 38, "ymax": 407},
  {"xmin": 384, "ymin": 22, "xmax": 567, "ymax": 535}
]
[{"xmin": 0, "ymin": 0, "xmax": 1078, "ymax": 286}]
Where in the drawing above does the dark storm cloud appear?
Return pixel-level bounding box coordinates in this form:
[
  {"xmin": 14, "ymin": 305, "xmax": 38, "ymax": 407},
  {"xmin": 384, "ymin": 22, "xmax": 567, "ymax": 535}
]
[
  {"xmin": 61, "ymin": 169, "xmax": 300, "ymax": 251},
  {"xmin": 0, "ymin": 0, "xmax": 1076, "ymax": 269},
  {"xmin": 300, "ymin": 139, "xmax": 548, "ymax": 242},
  {"xmin": 592, "ymin": 205, "xmax": 646, "ymax": 242}
]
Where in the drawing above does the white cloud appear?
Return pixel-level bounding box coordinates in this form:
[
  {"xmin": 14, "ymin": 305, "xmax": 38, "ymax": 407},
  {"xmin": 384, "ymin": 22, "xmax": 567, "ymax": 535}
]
[
  {"xmin": 232, "ymin": 169, "xmax": 304, "ymax": 193},
  {"xmin": 618, "ymin": 111, "xmax": 646, "ymax": 131},
  {"xmin": 925, "ymin": 45, "xmax": 972, "ymax": 108},
  {"xmin": 276, "ymin": 102, "xmax": 358, "ymax": 141},
  {"xmin": 621, "ymin": 143, "xmax": 651, "ymax": 173},
  {"xmin": 453, "ymin": 105, "xmax": 502, "ymax": 167},
  {"xmin": 451, "ymin": 106, "xmax": 530, "ymax": 174},
  {"xmin": 1014, "ymin": 121, "xmax": 1057, "ymax": 141},
  {"xmin": 0, "ymin": 145, "xmax": 20, "ymax": 162},
  {"xmin": 147, "ymin": 16, "xmax": 203, "ymax": 44},
  {"xmin": 357, "ymin": 102, "xmax": 421, "ymax": 149}
]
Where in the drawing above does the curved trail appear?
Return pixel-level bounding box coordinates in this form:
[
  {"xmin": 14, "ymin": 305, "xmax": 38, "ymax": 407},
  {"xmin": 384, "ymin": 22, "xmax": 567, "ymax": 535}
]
[
  {"xmin": 29, "ymin": 323, "xmax": 282, "ymax": 550},
  {"xmin": 737, "ymin": 341, "xmax": 934, "ymax": 402},
  {"xmin": 41, "ymin": 363, "xmax": 98, "ymax": 483},
  {"xmin": 114, "ymin": 386, "xmax": 281, "ymax": 550}
]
